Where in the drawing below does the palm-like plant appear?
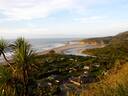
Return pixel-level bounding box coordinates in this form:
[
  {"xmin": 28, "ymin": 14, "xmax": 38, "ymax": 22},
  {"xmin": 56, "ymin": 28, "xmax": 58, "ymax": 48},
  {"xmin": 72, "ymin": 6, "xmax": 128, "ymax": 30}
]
[
  {"xmin": 12, "ymin": 38, "xmax": 36, "ymax": 96},
  {"xmin": 0, "ymin": 38, "xmax": 37, "ymax": 96}
]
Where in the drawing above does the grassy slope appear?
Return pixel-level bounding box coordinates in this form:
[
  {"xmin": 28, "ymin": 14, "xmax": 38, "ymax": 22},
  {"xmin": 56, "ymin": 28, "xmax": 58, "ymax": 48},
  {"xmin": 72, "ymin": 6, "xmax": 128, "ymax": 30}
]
[
  {"xmin": 77, "ymin": 31, "xmax": 128, "ymax": 96},
  {"xmin": 68, "ymin": 63, "xmax": 128, "ymax": 96},
  {"xmin": 83, "ymin": 63, "xmax": 128, "ymax": 96}
]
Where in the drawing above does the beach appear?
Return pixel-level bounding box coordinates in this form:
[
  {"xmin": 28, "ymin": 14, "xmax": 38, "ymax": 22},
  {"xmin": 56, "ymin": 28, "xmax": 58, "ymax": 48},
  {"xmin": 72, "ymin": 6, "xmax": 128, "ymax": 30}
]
[
  {"xmin": 38, "ymin": 43, "xmax": 98, "ymax": 56},
  {"xmin": 0, "ymin": 40, "xmax": 99, "ymax": 63}
]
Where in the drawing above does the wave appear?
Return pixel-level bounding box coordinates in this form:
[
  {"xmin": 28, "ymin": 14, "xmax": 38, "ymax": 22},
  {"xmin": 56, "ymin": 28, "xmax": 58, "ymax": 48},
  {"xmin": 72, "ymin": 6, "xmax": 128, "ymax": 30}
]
[
  {"xmin": 0, "ymin": 52, "xmax": 13, "ymax": 63},
  {"xmin": 0, "ymin": 38, "xmax": 79, "ymax": 63}
]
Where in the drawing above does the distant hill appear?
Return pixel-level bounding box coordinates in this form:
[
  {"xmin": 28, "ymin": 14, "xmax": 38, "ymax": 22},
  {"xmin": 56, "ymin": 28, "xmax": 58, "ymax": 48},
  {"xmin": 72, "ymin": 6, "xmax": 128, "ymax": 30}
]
[
  {"xmin": 81, "ymin": 31, "xmax": 128, "ymax": 45},
  {"xmin": 82, "ymin": 31, "xmax": 128, "ymax": 68},
  {"xmin": 110, "ymin": 31, "xmax": 128, "ymax": 44},
  {"xmin": 81, "ymin": 36, "xmax": 113, "ymax": 45},
  {"xmin": 81, "ymin": 31, "xmax": 128, "ymax": 96}
]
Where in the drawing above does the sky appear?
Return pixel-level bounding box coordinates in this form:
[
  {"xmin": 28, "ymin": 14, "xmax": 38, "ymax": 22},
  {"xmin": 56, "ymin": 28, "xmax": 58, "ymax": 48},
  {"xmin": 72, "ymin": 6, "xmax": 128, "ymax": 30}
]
[{"xmin": 0, "ymin": 0, "xmax": 128, "ymax": 39}]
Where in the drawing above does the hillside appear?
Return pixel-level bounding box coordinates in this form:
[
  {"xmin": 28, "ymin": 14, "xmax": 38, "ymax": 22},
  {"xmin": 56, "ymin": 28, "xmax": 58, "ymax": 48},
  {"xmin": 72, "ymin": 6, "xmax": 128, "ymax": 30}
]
[
  {"xmin": 81, "ymin": 31, "xmax": 128, "ymax": 45},
  {"xmin": 83, "ymin": 31, "xmax": 128, "ymax": 54},
  {"xmin": 81, "ymin": 36, "xmax": 113, "ymax": 45},
  {"xmin": 82, "ymin": 62, "xmax": 128, "ymax": 96},
  {"xmin": 0, "ymin": 31, "xmax": 128, "ymax": 96},
  {"xmin": 79, "ymin": 31, "xmax": 128, "ymax": 96},
  {"xmin": 112, "ymin": 31, "xmax": 128, "ymax": 40}
]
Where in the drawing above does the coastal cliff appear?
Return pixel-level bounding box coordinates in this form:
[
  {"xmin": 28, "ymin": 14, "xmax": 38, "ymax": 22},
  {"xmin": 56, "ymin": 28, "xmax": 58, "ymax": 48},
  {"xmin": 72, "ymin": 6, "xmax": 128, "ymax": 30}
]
[{"xmin": 80, "ymin": 36, "xmax": 113, "ymax": 46}]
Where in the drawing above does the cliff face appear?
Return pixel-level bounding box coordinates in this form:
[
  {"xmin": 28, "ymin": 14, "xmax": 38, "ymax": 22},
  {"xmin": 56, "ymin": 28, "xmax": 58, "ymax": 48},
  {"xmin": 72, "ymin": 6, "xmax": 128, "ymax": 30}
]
[
  {"xmin": 81, "ymin": 31, "xmax": 128, "ymax": 46},
  {"xmin": 81, "ymin": 36, "xmax": 113, "ymax": 45},
  {"xmin": 80, "ymin": 40, "xmax": 99, "ymax": 45}
]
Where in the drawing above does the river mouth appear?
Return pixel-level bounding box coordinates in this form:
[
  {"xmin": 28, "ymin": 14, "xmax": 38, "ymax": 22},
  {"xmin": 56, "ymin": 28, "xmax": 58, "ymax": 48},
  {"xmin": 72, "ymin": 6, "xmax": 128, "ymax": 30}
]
[
  {"xmin": 0, "ymin": 44, "xmax": 97, "ymax": 63},
  {"xmin": 63, "ymin": 48, "xmax": 88, "ymax": 57},
  {"xmin": 62, "ymin": 45, "xmax": 97, "ymax": 57}
]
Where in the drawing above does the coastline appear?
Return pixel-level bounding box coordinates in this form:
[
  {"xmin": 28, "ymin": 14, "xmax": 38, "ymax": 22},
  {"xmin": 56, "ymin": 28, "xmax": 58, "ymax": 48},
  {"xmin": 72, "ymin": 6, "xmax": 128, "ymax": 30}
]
[
  {"xmin": 0, "ymin": 42, "xmax": 100, "ymax": 63},
  {"xmin": 37, "ymin": 43, "xmax": 99, "ymax": 56}
]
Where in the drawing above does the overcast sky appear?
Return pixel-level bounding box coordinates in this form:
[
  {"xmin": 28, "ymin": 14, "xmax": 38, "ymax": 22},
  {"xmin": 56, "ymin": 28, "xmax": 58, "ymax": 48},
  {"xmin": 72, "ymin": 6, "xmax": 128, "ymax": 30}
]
[{"xmin": 0, "ymin": 0, "xmax": 128, "ymax": 38}]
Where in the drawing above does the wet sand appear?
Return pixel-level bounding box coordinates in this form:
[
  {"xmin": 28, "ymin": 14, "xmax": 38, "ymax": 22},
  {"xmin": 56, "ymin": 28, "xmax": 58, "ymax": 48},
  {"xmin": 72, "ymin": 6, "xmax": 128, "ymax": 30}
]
[
  {"xmin": 37, "ymin": 43, "xmax": 98, "ymax": 56},
  {"xmin": 0, "ymin": 43, "xmax": 100, "ymax": 63}
]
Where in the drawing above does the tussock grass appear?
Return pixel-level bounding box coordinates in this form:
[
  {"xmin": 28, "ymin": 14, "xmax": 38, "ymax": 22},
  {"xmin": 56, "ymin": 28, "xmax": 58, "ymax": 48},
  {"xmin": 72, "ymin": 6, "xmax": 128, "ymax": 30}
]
[{"xmin": 68, "ymin": 63, "xmax": 128, "ymax": 96}]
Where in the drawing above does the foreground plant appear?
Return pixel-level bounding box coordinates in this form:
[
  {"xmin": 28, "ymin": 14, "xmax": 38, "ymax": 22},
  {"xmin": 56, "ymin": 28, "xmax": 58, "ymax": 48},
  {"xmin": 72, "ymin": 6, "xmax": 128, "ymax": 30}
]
[{"xmin": 0, "ymin": 38, "xmax": 37, "ymax": 96}]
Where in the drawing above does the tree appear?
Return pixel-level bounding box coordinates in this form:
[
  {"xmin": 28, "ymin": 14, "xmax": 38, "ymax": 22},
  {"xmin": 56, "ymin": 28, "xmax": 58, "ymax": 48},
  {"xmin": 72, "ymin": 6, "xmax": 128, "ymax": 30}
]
[
  {"xmin": 12, "ymin": 38, "xmax": 36, "ymax": 96},
  {"xmin": 0, "ymin": 38, "xmax": 37, "ymax": 96}
]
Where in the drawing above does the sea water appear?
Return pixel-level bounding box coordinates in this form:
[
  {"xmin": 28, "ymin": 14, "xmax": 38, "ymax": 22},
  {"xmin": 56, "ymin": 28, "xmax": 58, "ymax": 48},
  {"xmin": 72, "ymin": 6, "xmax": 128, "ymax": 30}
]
[
  {"xmin": 0, "ymin": 38, "xmax": 80, "ymax": 62},
  {"xmin": 28, "ymin": 38, "xmax": 78, "ymax": 52}
]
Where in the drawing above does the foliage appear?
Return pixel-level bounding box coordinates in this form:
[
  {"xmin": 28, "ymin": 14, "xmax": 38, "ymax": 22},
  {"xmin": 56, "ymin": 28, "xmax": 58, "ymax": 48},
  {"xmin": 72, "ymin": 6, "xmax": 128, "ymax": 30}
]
[
  {"xmin": 0, "ymin": 31, "xmax": 128, "ymax": 96},
  {"xmin": 0, "ymin": 38, "xmax": 37, "ymax": 96},
  {"xmin": 0, "ymin": 38, "xmax": 93, "ymax": 96},
  {"xmin": 33, "ymin": 54, "xmax": 92, "ymax": 95},
  {"xmin": 77, "ymin": 31, "xmax": 128, "ymax": 96}
]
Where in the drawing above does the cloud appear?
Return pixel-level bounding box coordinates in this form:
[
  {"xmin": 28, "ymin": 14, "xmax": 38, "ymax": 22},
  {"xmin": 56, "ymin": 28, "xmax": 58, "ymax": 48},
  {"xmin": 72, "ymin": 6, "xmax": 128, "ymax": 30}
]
[
  {"xmin": 0, "ymin": 0, "xmax": 110, "ymax": 21},
  {"xmin": 0, "ymin": 0, "xmax": 74, "ymax": 20}
]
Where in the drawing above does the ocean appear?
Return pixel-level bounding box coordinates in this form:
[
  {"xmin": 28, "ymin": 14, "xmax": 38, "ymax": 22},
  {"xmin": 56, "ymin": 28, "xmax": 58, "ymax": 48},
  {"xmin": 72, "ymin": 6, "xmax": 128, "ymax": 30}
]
[
  {"xmin": 28, "ymin": 38, "xmax": 79, "ymax": 52},
  {"xmin": 0, "ymin": 38, "xmax": 80, "ymax": 62}
]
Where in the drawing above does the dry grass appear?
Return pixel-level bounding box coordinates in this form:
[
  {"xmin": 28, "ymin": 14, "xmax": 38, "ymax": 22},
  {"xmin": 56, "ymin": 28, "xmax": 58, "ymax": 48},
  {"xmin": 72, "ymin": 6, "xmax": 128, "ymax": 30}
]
[{"xmin": 68, "ymin": 63, "xmax": 128, "ymax": 96}]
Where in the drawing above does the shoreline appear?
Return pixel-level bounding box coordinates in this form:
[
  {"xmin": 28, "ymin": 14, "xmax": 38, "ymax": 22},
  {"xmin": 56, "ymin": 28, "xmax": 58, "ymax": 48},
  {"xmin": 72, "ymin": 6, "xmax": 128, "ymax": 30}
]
[
  {"xmin": 37, "ymin": 43, "xmax": 99, "ymax": 56},
  {"xmin": 0, "ymin": 43, "xmax": 100, "ymax": 63}
]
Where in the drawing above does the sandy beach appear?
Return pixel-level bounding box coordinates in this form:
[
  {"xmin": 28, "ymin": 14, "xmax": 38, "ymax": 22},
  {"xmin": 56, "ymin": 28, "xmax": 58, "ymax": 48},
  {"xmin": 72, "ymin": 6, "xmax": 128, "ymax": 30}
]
[
  {"xmin": 0, "ymin": 43, "xmax": 99, "ymax": 63},
  {"xmin": 38, "ymin": 43, "xmax": 98, "ymax": 56}
]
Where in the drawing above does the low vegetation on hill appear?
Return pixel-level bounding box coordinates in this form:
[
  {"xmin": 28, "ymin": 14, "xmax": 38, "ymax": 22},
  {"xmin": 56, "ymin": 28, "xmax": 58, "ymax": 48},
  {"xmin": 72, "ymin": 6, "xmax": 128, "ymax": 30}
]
[
  {"xmin": 81, "ymin": 36, "xmax": 113, "ymax": 45},
  {"xmin": 83, "ymin": 62, "xmax": 128, "ymax": 96},
  {"xmin": 79, "ymin": 31, "xmax": 128, "ymax": 96}
]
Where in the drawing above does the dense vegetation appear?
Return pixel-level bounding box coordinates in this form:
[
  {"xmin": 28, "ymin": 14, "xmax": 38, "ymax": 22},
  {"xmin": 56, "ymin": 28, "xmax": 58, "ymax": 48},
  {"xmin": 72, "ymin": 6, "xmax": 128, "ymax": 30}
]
[
  {"xmin": 1, "ymin": 31, "xmax": 128, "ymax": 96},
  {"xmin": 80, "ymin": 31, "xmax": 128, "ymax": 96},
  {"xmin": 32, "ymin": 54, "xmax": 93, "ymax": 96},
  {"xmin": 83, "ymin": 31, "xmax": 128, "ymax": 70},
  {"xmin": 0, "ymin": 38, "xmax": 94, "ymax": 96}
]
